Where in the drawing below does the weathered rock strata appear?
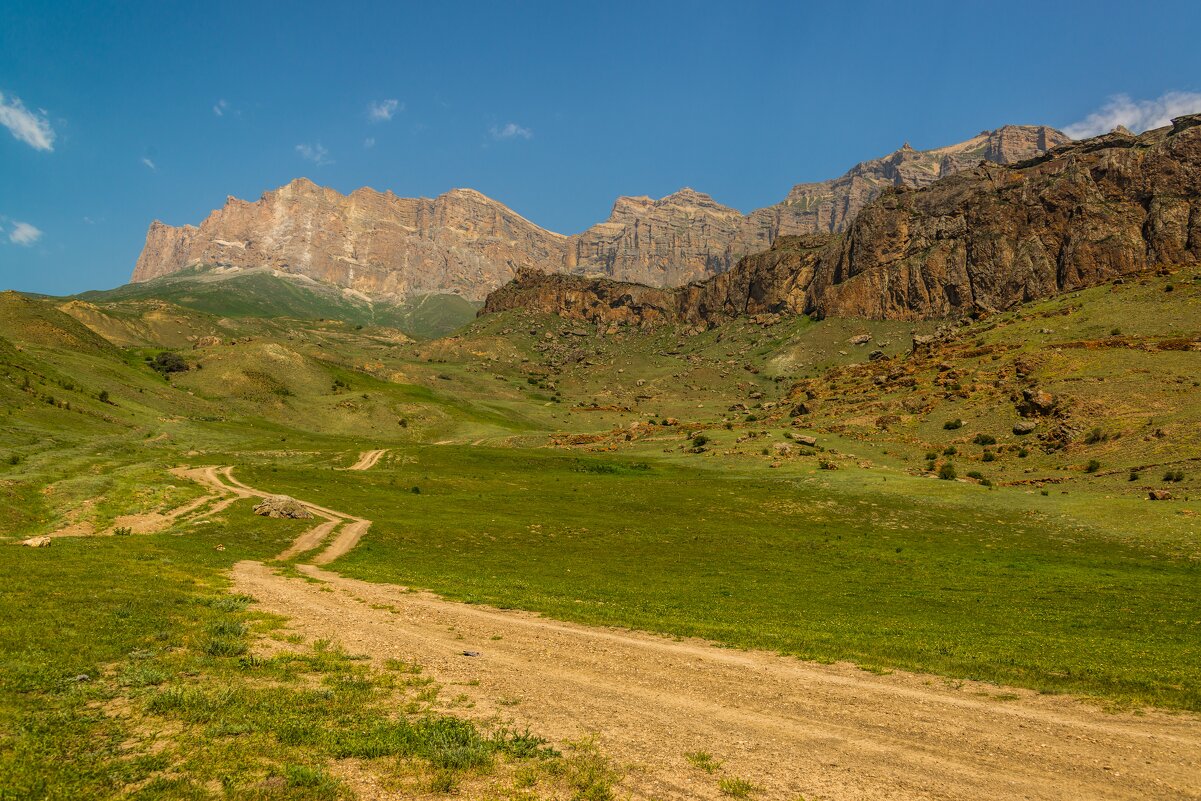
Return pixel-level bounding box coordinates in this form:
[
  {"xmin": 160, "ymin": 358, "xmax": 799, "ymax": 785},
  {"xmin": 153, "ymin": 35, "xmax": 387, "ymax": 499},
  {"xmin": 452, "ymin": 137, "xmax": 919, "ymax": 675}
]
[
  {"xmin": 133, "ymin": 127, "xmax": 1064, "ymax": 299},
  {"xmin": 483, "ymin": 117, "xmax": 1201, "ymax": 324}
]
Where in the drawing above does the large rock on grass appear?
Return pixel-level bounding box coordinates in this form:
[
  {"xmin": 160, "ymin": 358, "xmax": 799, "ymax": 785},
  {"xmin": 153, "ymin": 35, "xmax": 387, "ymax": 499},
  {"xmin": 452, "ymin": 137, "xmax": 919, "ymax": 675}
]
[{"xmin": 253, "ymin": 495, "xmax": 313, "ymax": 519}]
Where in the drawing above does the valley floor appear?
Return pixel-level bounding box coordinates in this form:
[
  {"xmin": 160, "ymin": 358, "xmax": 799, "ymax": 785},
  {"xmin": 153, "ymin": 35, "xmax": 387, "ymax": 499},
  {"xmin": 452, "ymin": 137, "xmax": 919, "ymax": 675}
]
[{"xmin": 235, "ymin": 561, "xmax": 1201, "ymax": 801}]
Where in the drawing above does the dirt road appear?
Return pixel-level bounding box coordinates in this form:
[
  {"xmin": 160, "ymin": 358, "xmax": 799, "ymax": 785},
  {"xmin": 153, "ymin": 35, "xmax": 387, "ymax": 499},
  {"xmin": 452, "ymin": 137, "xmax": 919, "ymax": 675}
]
[
  {"xmin": 183, "ymin": 466, "xmax": 1201, "ymax": 800},
  {"xmin": 344, "ymin": 449, "xmax": 388, "ymax": 471},
  {"xmin": 184, "ymin": 465, "xmax": 369, "ymax": 564}
]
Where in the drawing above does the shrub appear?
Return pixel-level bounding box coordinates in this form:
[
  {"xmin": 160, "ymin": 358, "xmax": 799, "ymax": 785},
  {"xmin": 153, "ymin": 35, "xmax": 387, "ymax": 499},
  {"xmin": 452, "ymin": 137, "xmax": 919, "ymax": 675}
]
[
  {"xmin": 972, "ymin": 433, "xmax": 996, "ymax": 446},
  {"xmin": 943, "ymin": 419, "xmax": 964, "ymax": 430},
  {"xmin": 1129, "ymin": 470, "xmax": 1140, "ymax": 481},
  {"xmin": 1164, "ymin": 469, "xmax": 1185, "ymax": 482},
  {"xmin": 113, "ymin": 526, "xmax": 132, "ymax": 536},
  {"xmin": 98, "ymin": 389, "xmax": 110, "ymax": 403},
  {"xmin": 691, "ymin": 434, "xmax": 709, "ymax": 447},
  {"xmin": 966, "ymin": 470, "xmax": 985, "ymax": 480},
  {"xmin": 1084, "ymin": 428, "xmax": 1108, "ymax": 445},
  {"xmin": 924, "ymin": 452, "xmax": 938, "ymax": 461},
  {"xmin": 982, "ymin": 450, "xmax": 997, "ymax": 462},
  {"xmin": 149, "ymin": 351, "xmax": 188, "ymax": 375},
  {"xmin": 938, "ymin": 462, "xmax": 957, "ymax": 480},
  {"xmin": 1017, "ymin": 447, "xmax": 1029, "ymax": 458},
  {"xmin": 1085, "ymin": 459, "xmax": 1101, "ymax": 473},
  {"xmin": 942, "ymin": 445, "xmax": 957, "ymax": 456}
]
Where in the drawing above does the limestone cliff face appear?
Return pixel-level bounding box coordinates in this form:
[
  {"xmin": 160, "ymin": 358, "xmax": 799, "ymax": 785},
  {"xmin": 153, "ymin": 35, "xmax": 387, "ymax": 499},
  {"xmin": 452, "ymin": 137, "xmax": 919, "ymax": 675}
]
[
  {"xmin": 768, "ymin": 125, "xmax": 1071, "ymax": 237},
  {"xmin": 133, "ymin": 126, "xmax": 1065, "ymax": 299},
  {"xmin": 482, "ymin": 116, "xmax": 1201, "ymax": 324},
  {"xmin": 131, "ymin": 179, "xmax": 566, "ymax": 301}
]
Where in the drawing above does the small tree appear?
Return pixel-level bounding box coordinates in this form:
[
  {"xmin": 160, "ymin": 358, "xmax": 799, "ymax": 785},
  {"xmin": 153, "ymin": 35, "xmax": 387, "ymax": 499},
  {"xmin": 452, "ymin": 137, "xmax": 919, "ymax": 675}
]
[
  {"xmin": 938, "ymin": 462, "xmax": 957, "ymax": 480},
  {"xmin": 98, "ymin": 389, "xmax": 110, "ymax": 404}
]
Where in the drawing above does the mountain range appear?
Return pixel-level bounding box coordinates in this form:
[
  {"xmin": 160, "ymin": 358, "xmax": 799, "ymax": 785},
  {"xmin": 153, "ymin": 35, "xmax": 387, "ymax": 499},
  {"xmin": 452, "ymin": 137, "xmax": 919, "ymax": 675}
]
[
  {"xmin": 132, "ymin": 125, "xmax": 1068, "ymax": 300},
  {"xmin": 483, "ymin": 115, "xmax": 1201, "ymax": 323}
]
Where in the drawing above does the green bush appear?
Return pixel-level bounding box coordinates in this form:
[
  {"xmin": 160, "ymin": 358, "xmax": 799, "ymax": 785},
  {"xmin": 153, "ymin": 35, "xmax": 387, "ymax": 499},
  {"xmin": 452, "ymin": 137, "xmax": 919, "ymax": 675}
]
[
  {"xmin": 1085, "ymin": 459, "xmax": 1101, "ymax": 474},
  {"xmin": 938, "ymin": 462, "xmax": 957, "ymax": 480},
  {"xmin": 972, "ymin": 433, "xmax": 997, "ymax": 446},
  {"xmin": 943, "ymin": 419, "xmax": 964, "ymax": 430}
]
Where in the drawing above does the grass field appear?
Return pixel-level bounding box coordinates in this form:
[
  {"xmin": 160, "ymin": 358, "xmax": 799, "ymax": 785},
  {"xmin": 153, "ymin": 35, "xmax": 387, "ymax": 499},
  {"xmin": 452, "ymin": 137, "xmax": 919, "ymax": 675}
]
[{"xmin": 2, "ymin": 266, "xmax": 1200, "ymax": 796}]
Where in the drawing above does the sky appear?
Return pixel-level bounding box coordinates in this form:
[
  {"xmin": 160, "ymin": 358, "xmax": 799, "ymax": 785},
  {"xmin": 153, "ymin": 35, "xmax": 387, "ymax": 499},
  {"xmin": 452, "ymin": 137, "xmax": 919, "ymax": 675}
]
[{"xmin": 3, "ymin": 0, "xmax": 1201, "ymax": 296}]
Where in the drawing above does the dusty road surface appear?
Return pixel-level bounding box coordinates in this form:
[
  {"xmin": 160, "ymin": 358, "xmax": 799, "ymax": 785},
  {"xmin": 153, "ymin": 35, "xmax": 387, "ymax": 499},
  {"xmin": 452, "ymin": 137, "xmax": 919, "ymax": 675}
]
[
  {"xmin": 344, "ymin": 449, "xmax": 388, "ymax": 471},
  {"xmin": 231, "ymin": 563, "xmax": 1201, "ymax": 801},
  {"xmin": 183, "ymin": 465, "xmax": 370, "ymax": 563},
  {"xmin": 181, "ymin": 465, "xmax": 1201, "ymax": 800}
]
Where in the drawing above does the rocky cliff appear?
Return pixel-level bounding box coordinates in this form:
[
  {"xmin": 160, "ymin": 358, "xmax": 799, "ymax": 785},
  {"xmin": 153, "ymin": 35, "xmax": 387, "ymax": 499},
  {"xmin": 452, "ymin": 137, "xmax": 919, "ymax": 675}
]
[
  {"xmin": 133, "ymin": 127, "xmax": 1065, "ymax": 299},
  {"xmin": 132, "ymin": 179, "xmax": 567, "ymax": 301},
  {"xmin": 482, "ymin": 116, "xmax": 1201, "ymax": 324}
]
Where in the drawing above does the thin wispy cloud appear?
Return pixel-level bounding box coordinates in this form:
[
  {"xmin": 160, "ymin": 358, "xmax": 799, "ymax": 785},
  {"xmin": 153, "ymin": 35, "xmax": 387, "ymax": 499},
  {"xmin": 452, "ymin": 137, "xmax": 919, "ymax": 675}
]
[
  {"xmin": 141, "ymin": 157, "xmax": 157, "ymax": 171},
  {"xmin": 364, "ymin": 137, "xmax": 376, "ymax": 149},
  {"xmin": 9, "ymin": 221, "xmax": 43, "ymax": 246},
  {"xmin": 490, "ymin": 122, "xmax": 532, "ymax": 141},
  {"xmin": 213, "ymin": 99, "xmax": 229, "ymax": 116},
  {"xmin": 1064, "ymin": 91, "xmax": 1201, "ymax": 139},
  {"xmin": 295, "ymin": 142, "xmax": 332, "ymax": 166},
  {"xmin": 368, "ymin": 99, "xmax": 402, "ymax": 122},
  {"xmin": 0, "ymin": 91, "xmax": 56, "ymax": 151}
]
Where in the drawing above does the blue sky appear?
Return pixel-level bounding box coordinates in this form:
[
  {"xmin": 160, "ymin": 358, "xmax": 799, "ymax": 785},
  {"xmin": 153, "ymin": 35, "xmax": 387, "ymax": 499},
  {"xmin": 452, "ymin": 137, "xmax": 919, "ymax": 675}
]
[{"xmin": 3, "ymin": 0, "xmax": 1200, "ymax": 295}]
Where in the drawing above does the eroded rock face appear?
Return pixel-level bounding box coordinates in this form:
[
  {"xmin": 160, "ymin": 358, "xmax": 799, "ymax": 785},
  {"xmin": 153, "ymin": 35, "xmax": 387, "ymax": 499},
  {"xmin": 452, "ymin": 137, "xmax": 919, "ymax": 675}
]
[
  {"xmin": 133, "ymin": 127, "xmax": 1065, "ymax": 299},
  {"xmin": 483, "ymin": 116, "xmax": 1201, "ymax": 325},
  {"xmin": 133, "ymin": 180, "xmax": 568, "ymax": 301}
]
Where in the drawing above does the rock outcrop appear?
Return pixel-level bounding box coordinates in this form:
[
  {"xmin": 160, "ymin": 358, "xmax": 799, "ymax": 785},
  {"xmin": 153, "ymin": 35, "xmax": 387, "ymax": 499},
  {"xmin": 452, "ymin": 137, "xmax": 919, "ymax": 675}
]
[
  {"xmin": 253, "ymin": 495, "xmax": 313, "ymax": 519},
  {"xmin": 133, "ymin": 127, "xmax": 1065, "ymax": 299},
  {"xmin": 133, "ymin": 180, "xmax": 566, "ymax": 301},
  {"xmin": 482, "ymin": 117, "xmax": 1201, "ymax": 324}
]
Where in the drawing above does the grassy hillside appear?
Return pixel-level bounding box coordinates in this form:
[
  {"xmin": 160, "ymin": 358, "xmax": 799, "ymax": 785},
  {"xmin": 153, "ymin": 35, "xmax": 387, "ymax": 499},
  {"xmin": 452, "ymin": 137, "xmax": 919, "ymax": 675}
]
[
  {"xmin": 77, "ymin": 266, "xmax": 479, "ymax": 339},
  {"xmin": 2, "ymin": 265, "xmax": 1200, "ymax": 796}
]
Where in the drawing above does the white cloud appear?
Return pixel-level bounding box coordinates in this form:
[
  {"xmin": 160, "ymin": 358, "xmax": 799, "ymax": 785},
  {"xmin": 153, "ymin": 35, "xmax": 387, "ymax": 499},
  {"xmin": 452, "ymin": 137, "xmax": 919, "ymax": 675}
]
[
  {"xmin": 1064, "ymin": 91, "xmax": 1201, "ymax": 139},
  {"xmin": 364, "ymin": 137, "xmax": 376, "ymax": 149},
  {"xmin": 9, "ymin": 221, "xmax": 43, "ymax": 246},
  {"xmin": 368, "ymin": 99, "xmax": 402, "ymax": 122},
  {"xmin": 141, "ymin": 157, "xmax": 157, "ymax": 171},
  {"xmin": 295, "ymin": 142, "xmax": 332, "ymax": 166},
  {"xmin": 0, "ymin": 91, "xmax": 55, "ymax": 151},
  {"xmin": 490, "ymin": 122, "xmax": 532, "ymax": 141},
  {"xmin": 213, "ymin": 99, "xmax": 228, "ymax": 116}
]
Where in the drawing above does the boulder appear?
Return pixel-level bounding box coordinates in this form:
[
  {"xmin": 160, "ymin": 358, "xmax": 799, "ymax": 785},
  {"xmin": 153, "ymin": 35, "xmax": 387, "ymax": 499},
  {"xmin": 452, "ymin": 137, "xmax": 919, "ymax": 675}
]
[
  {"xmin": 1013, "ymin": 421, "xmax": 1037, "ymax": 435},
  {"xmin": 794, "ymin": 434, "xmax": 818, "ymax": 447},
  {"xmin": 1017, "ymin": 388, "xmax": 1058, "ymax": 418},
  {"xmin": 21, "ymin": 536, "xmax": 52, "ymax": 548},
  {"xmin": 868, "ymin": 349, "xmax": 886, "ymax": 361},
  {"xmin": 788, "ymin": 402, "xmax": 812, "ymax": 417},
  {"xmin": 849, "ymin": 333, "xmax": 872, "ymax": 345},
  {"xmin": 253, "ymin": 495, "xmax": 314, "ymax": 519},
  {"xmin": 193, "ymin": 335, "xmax": 222, "ymax": 349},
  {"xmin": 1148, "ymin": 489, "xmax": 1173, "ymax": 501}
]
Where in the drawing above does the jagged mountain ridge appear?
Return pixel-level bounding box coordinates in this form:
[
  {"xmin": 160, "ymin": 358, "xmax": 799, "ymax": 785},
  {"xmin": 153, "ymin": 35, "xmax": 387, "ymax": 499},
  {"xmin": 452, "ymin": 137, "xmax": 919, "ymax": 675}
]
[
  {"xmin": 481, "ymin": 116, "xmax": 1201, "ymax": 323},
  {"xmin": 132, "ymin": 126, "xmax": 1066, "ymax": 300}
]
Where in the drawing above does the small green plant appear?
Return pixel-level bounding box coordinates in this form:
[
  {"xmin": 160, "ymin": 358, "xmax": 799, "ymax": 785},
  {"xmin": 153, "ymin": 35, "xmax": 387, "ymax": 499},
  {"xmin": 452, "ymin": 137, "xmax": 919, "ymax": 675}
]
[
  {"xmin": 1129, "ymin": 470, "xmax": 1140, "ymax": 482},
  {"xmin": 98, "ymin": 389, "xmax": 110, "ymax": 403},
  {"xmin": 1163, "ymin": 469, "xmax": 1185, "ymax": 482},
  {"xmin": 972, "ymin": 433, "xmax": 997, "ymax": 446},
  {"xmin": 1017, "ymin": 447, "xmax": 1029, "ymax": 458},
  {"xmin": 1085, "ymin": 459, "xmax": 1101, "ymax": 474},
  {"xmin": 692, "ymin": 433, "xmax": 710, "ymax": 447},
  {"xmin": 967, "ymin": 470, "xmax": 985, "ymax": 480},
  {"xmin": 113, "ymin": 526, "xmax": 132, "ymax": 536},
  {"xmin": 944, "ymin": 419, "xmax": 964, "ymax": 430},
  {"xmin": 938, "ymin": 462, "xmax": 957, "ymax": 480},
  {"xmin": 1084, "ymin": 428, "xmax": 1108, "ymax": 445},
  {"xmin": 982, "ymin": 450, "xmax": 997, "ymax": 462},
  {"xmin": 942, "ymin": 445, "xmax": 957, "ymax": 456},
  {"xmin": 685, "ymin": 750, "xmax": 722, "ymax": 773},
  {"xmin": 719, "ymin": 776, "xmax": 759, "ymax": 798}
]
